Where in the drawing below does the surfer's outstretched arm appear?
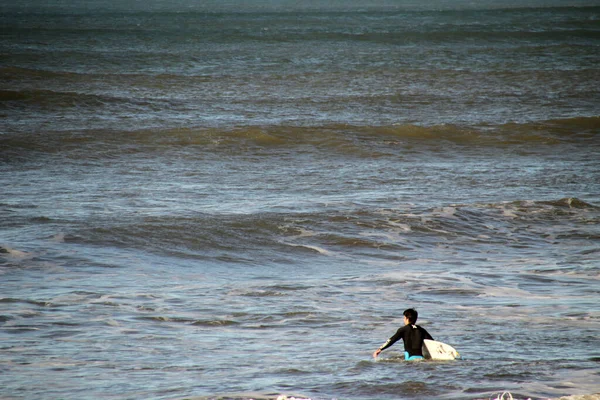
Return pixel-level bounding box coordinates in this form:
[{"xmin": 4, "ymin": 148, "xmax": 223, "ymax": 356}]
[{"xmin": 373, "ymin": 333, "xmax": 399, "ymax": 358}]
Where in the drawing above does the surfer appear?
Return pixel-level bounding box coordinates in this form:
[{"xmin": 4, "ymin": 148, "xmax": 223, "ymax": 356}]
[{"xmin": 373, "ymin": 308, "xmax": 433, "ymax": 360}]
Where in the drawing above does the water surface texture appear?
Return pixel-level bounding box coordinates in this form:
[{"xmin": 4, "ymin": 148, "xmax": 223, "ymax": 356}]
[{"xmin": 1, "ymin": 1, "xmax": 600, "ymax": 399}]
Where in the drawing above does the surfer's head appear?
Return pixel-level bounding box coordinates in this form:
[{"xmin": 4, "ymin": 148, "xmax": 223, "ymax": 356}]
[{"xmin": 403, "ymin": 308, "xmax": 418, "ymax": 325}]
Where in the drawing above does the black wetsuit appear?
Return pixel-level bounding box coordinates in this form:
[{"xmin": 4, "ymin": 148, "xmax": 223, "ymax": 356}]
[{"xmin": 379, "ymin": 324, "xmax": 433, "ymax": 357}]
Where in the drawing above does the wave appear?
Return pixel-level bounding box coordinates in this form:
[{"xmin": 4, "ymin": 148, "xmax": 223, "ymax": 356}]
[
  {"xmin": 0, "ymin": 66, "xmax": 86, "ymax": 80},
  {"xmin": 2, "ymin": 117, "xmax": 598, "ymax": 161},
  {"xmin": 58, "ymin": 197, "xmax": 598, "ymax": 264},
  {"xmin": 0, "ymin": 87, "xmax": 166, "ymax": 111},
  {"xmin": 252, "ymin": 26, "xmax": 600, "ymax": 46},
  {"xmin": 538, "ymin": 197, "xmax": 598, "ymax": 209},
  {"xmin": 0, "ymin": 66, "xmax": 210, "ymax": 81}
]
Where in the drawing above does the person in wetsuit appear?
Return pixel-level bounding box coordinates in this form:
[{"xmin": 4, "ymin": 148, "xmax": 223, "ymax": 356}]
[{"xmin": 372, "ymin": 308, "xmax": 433, "ymax": 360}]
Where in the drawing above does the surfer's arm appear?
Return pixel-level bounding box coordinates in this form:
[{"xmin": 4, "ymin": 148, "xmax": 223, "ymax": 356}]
[
  {"xmin": 421, "ymin": 327, "xmax": 434, "ymax": 341},
  {"xmin": 373, "ymin": 338, "xmax": 392, "ymax": 358},
  {"xmin": 373, "ymin": 342, "xmax": 389, "ymax": 358},
  {"xmin": 373, "ymin": 329, "xmax": 403, "ymax": 358}
]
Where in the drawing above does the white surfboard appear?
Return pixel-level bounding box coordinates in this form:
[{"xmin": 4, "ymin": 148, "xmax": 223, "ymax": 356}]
[{"xmin": 422, "ymin": 339, "xmax": 460, "ymax": 360}]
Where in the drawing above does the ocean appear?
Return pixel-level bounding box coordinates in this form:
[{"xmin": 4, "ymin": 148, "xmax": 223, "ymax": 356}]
[{"xmin": 1, "ymin": 1, "xmax": 599, "ymax": 399}]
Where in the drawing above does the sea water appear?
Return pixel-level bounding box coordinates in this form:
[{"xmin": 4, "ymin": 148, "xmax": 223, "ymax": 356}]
[{"xmin": 1, "ymin": 1, "xmax": 600, "ymax": 399}]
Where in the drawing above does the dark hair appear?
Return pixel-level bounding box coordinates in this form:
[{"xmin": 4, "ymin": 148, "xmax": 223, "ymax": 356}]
[{"xmin": 403, "ymin": 308, "xmax": 418, "ymax": 325}]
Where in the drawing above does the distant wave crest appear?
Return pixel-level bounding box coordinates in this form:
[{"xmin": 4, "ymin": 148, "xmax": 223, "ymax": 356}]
[{"xmin": 2, "ymin": 117, "xmax": 598, "ymax": 165}]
